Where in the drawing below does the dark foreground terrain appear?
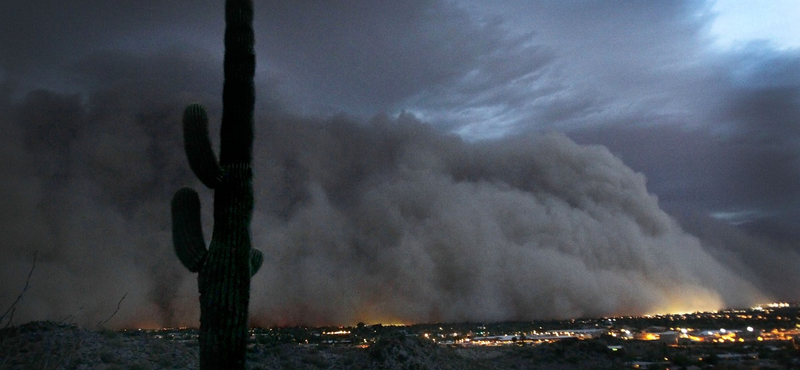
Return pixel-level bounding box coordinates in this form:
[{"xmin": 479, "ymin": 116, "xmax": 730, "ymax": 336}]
[
  {"xmin": 2, "ymin": 320, "xmax": 800, "ymax": 370},
  {"xmin": 0, "ymin": 321, "xmax": 619, "ymax": 370}
]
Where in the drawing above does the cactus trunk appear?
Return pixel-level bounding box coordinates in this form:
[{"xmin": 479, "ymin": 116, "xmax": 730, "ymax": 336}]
[{"xmin": 170, "ymin": 1, "xmax": 262, "ymax": 369}]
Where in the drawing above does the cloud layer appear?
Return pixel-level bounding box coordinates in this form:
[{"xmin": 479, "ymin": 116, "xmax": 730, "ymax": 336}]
[
  {"xmin": 0, "ymin": 0, "xmax": 798, "ymax": 327},
  {"xmin": 0, "ymin": 62, "xmax": 767, "ymax": 326},
  {"xmin": 250, "ymin": 113, "xmax": 764, "ymax": 325}
]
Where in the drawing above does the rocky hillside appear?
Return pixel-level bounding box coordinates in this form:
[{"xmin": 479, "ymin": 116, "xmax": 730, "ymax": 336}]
[
  {"xmin": 0, "ymin": 321, "xmax": 197, "ymax": 370},
  {"xmin": 0, "ymin": 322, "xmax": 624, "ymax": 370}
]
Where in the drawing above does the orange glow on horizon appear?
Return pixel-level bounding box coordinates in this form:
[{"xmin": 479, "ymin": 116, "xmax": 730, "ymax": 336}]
[{"xmin": 119, "ymin": 321, "xmax": 163, "ymax": 330}]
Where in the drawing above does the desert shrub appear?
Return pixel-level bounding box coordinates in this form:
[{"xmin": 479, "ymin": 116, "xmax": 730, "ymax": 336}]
[
  {"xmin": 152, "ymin": 352, "xmax": 176, "ymax": 368},
  {"xmin": 98, "ymin": 328, "xmax": 118, "ymax": 340},
  {"xmin": 149, "ymin": 339, "xmax": 170, "ymax": 352},
  {"xmin": 265, "ymin": 345, "xmax": 282, "ymax": 355},
  {"xmin": 128, "ymin": 361, "xmax": 153, "ymax": 370},
  {"xmin": 280, "ymin": 359, "xmax": 297, "ymax": 370},
  {"xmin": 301, "ymin": 353, "xmax": 328, "ymax": 368},
  {"xmin": 98, "ymin": 348, "xmax": 117, "ymax": 363},
  {"xmin": 66, "ymin": 356, "xmax": 87, "ymax": 368}
]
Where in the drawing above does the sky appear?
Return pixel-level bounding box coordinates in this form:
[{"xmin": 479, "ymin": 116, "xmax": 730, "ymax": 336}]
[{"xmin": 0, "ymin": 0, "xmax": 798, "ymax": 328}]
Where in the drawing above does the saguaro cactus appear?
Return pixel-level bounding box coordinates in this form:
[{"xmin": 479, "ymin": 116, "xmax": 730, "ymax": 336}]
[{"xmin": 170, "ymin": 0, "xmax": 262, "ymax": 369}]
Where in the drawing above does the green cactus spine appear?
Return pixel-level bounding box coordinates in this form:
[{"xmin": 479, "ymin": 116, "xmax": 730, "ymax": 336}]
[{"xmin": 170, "ymin": 0, "xmax": 262, "ymax": 369}]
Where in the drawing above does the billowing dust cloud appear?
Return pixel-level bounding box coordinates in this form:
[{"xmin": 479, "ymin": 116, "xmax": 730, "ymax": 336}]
[
  {"xmin": 249, "ymin": 113, "xmax": 765, "ymax": 325},
  {"xmin": 0, "ymin": 89, "xmax": 767, "ymax": 328}
]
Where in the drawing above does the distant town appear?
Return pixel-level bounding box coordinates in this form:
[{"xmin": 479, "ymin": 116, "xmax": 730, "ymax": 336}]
[{"xmin": 128, "ymin": 302, "xmax": 800, "ymax": 369}]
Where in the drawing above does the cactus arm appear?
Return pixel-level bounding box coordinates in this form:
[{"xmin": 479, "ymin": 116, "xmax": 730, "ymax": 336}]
[
  {"xmin": 183, "ymin": 104, "xmax": 224, "ymax": 189},
  {"xmin": 171, "ymin": 187, "xmax": 209, "ymax": 273},
  {"xmin": 250, "ymin": 249, "xmax": 263, "ymax": 277}
]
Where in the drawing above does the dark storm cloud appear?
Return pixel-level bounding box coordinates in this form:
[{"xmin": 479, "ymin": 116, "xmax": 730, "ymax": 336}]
[
  {"xmin": 0, "ymin": 0, "xmax": 521, "ymax": 115},
  {"xmin": 676, "ymin": 213, "xmax": 800, "ymax": 301},
  {"xmin": 570, "ymin": 44, "xmax": 800, "ymax": 249},
  {"xmin": 0, "ymin": 0, "xmax": 221, "ymax": 93},
  {"xmin": 569, "ymin": 122, "xmax": 800, "ymax": 281},
  {"xmin": 385, "ymin": 1, "xmax": 727, "ymax": 138},
  {"xmin": 1, "ymin": 0, "xmax": 713, "ymax": 127},
  {"xmin": 697, "ymin": 48, "xmax": 800, "ymax": 245},
  {"xmin": 249, "ymin": 114, "xmax": 765, "ymax": 325},
  {"xmin": 0, "ymin": 52, "xmax": 767, "ymax": 327},
  {"xmin": 254, "ymin": 0, "xmax": 529, "ymax": 116},
  {"xmin": 1, "ymin": 0, "xmax": 798, "ymax": 327},
  {"xmin": 0, "ymin": 49, "xmax": 217, "ymax": 327}
]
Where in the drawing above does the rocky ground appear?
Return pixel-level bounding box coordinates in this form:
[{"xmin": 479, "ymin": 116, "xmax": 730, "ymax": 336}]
[
  {"xmin": 0, "ymin": 321, "xmax": 628, "ymax": 370},
  {"xmin": 0, "ymin": 321, "xmax": 196, "ymax": 370},
  {"xmin": 13, "ymin": 321, "xmax": 800, "ymax": 370}
]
